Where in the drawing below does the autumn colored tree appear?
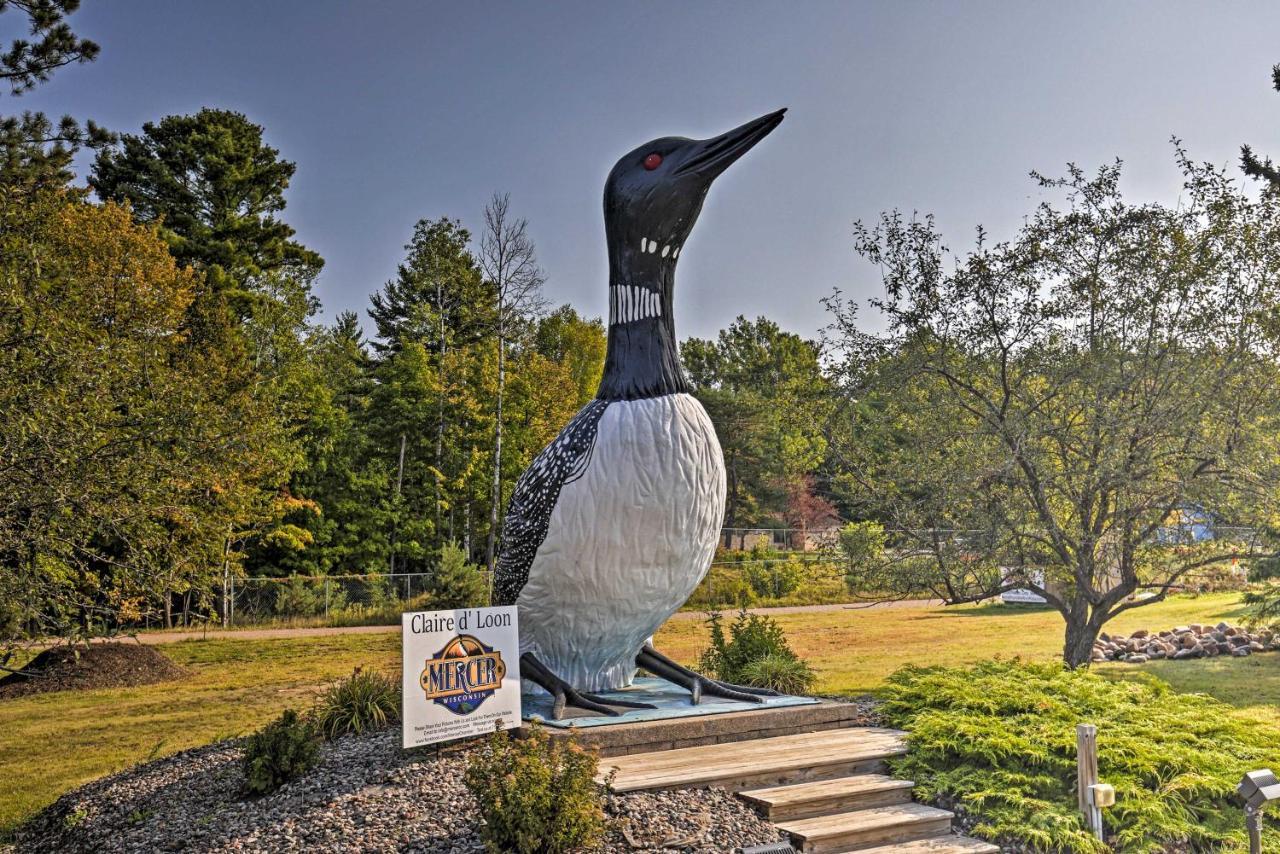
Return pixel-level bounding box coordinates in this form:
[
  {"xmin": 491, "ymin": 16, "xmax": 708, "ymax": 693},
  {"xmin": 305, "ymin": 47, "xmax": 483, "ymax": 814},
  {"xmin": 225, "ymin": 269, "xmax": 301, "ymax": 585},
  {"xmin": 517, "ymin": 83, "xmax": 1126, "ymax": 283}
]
[{"xmin": 0, "ymin": 191, "xmax": 291, "ymax": 643}]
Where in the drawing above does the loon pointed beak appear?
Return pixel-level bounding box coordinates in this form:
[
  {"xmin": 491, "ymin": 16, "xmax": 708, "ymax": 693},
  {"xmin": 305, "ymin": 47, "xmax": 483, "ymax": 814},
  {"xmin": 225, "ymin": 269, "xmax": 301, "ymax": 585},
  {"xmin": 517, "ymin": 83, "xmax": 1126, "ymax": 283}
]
[{"xmin": 674, "ymin": 108, "xmax": 787, "ymax": 180}]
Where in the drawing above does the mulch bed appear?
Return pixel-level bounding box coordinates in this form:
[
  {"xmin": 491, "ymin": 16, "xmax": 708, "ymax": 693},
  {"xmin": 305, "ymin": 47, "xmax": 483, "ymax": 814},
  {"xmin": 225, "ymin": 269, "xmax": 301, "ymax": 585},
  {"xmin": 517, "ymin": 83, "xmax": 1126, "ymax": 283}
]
[{"xmin": 0, "ymin": 642, "xmax": 186, "ymax": 700}]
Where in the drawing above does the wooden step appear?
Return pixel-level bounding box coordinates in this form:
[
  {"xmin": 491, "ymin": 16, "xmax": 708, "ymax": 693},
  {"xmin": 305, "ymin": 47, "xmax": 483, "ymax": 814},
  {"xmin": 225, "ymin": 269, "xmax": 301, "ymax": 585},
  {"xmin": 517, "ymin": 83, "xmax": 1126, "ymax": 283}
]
[
  {"xmin": 853, "ymin": 835, "xmax": 1000, "ymax": 854},
  {"xmin": 777, "ymin": 803, "xmax": 955, "ymax": 853},
  {"xmin": 597, "ymin": 727, "xmax": 907, "ymax": 793},
  {"xmin": 740, "ymin": 774, "xmax": 915, "ymax": 821}
]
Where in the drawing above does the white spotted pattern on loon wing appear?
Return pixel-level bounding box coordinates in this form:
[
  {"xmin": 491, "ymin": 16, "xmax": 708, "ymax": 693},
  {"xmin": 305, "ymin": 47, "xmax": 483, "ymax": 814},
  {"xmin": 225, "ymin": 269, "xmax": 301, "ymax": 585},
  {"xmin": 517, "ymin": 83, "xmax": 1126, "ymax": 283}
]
[{"xmin": 493, "ymin": 398, "xmax": 611, "ymax": 606}]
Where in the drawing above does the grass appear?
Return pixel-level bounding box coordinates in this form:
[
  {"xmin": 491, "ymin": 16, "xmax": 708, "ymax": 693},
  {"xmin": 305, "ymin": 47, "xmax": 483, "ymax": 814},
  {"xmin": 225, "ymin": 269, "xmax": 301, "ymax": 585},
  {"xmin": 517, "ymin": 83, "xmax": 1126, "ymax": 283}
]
[
  {"xmin": 0, "ymin": 591, "xmax": 1267, "ymax": 837},
  {"xmin": 0, "ymin": 633, "xmax": 399, "ymax": 837}
]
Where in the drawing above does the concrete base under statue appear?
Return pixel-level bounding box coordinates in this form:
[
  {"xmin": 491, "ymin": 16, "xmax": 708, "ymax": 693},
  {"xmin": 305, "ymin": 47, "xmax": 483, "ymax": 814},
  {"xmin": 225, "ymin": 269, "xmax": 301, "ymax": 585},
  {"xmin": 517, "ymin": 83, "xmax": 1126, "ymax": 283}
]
[{"xmin": 522, "ymin": 676, "xmax": 818, "ymax": 729}]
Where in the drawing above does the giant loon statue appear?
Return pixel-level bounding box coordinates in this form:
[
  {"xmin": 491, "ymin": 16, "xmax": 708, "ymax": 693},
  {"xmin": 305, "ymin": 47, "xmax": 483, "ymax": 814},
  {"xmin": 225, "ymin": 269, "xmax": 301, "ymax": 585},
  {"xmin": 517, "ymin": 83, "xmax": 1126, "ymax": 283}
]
[{"xmin": 494, "ymin": 108, "xmax": 787, "ymax": 719}]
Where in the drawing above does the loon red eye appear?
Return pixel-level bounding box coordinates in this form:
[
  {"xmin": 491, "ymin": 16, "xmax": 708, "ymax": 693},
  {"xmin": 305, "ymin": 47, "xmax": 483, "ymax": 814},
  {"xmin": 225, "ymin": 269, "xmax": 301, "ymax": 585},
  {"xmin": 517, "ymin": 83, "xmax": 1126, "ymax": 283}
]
[{"xmin": 643, "ymin": 153, "xmax": 662, "ymax": 171}]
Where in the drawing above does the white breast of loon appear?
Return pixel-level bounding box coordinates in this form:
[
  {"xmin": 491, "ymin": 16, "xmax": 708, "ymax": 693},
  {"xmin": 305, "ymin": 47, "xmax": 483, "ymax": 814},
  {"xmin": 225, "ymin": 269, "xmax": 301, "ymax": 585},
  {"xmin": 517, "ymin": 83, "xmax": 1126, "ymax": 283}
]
[{"xmin": 515, "ymin": 392, "xmax": 726, "ymax": 693}]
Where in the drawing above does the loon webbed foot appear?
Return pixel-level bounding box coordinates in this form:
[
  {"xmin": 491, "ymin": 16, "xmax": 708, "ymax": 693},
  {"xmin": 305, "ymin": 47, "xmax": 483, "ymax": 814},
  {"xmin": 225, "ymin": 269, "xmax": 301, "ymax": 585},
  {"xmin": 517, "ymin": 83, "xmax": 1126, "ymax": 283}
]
[
  {"xmin": 636, "ymin": 644, "xmax": 781, "ymax": 705},
  {"xmin": 520, "ymin": 653, "xmax": 655, "ymax": 721}
]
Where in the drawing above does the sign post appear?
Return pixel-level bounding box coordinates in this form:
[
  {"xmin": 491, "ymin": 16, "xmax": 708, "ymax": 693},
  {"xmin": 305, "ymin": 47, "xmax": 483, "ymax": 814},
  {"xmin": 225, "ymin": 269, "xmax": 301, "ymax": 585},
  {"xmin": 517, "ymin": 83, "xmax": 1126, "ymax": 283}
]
[{"xmin": 401, "ymin": 605, "xmax": 522, "ymax": 749}]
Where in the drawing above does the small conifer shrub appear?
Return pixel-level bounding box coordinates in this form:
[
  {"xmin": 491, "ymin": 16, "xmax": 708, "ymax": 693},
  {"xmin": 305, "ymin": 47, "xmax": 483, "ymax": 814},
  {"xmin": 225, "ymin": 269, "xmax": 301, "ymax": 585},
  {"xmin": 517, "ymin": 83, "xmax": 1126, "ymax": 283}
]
[
  {"xmin": 699, "ymin": 608, "xmax": 814, "ymax": 692},
  {"xmin": 241, "ymin": 708, "xmax": 319, "ymax": 796},
  {"xmin": 463, "ymin": 722, "xmax": 607, "ymax": 854},
  {"xmin": 881, "ymin": 660, "xmax": 1280, "ymax": 853}
]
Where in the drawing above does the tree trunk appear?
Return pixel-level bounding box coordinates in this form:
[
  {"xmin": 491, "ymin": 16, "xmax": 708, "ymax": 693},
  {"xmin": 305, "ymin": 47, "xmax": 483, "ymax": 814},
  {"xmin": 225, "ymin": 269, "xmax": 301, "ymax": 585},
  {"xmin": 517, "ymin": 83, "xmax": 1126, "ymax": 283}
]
[
  {"xmin": 486, "ymin": 332, "xmax": 505, "ymax": 571},
  {"xmin": 1062, "ymin": 607, "xmax": 1106, "ymax": 668},
  {"xmin": 723, "ymin": 456, "xmax": 739, "ymax": 549},
  {"xmin": 435, "ymin": 279, "xmax": 445, "ymax": 543}
]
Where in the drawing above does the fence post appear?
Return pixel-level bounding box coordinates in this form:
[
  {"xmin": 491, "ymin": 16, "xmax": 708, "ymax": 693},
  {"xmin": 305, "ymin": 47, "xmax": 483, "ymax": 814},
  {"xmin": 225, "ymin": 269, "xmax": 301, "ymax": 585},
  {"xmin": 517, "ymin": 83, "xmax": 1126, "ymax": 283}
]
[
  {"xmin": 325, "ymin": 578, "xmax": 331, "ymax": 618},
  {"xmin": 1077, "ymin": 724, "xmax": 1102, "ymax": 839}
]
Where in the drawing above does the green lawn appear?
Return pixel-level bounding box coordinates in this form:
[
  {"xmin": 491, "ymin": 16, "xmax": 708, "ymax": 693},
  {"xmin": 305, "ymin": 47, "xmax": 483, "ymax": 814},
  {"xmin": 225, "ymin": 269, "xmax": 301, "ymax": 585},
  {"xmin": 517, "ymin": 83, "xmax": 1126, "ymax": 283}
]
[{"xmin": 0, "ymin": 592, "xmax": 1268, "ymax": 837}]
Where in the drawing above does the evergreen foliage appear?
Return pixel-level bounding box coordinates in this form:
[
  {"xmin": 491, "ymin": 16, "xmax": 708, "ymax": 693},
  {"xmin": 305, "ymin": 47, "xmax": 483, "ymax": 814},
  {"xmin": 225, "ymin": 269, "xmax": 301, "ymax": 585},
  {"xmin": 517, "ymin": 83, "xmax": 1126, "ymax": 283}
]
[
  {"xmin": 1242, "ymin": 63, "xmax": 1280, "ymax": 190},
  {"xmin": 682, "ymin": 316, "xmax": 832, "ymax": 540},
  {"xmin": 463, "ymin": 722, "xmax": 607, "ymax": 854},
  {"xmin": 0, "ymin": 1, "xmax": 113, "ymax": 195},
  {"xmin": 698, "ymin": 608, "xmax": 814, "ymax": 692},
  {"xmin": 425, "ymin": 542, "xmax": 488, "ymax": 609},
  {"xmin": 241, "ymin": 708, "xmax": 320, "ymax": 797},
  {"xmin": 881, "ymin": 660, "xmax": 1280, "ymax": 853}
]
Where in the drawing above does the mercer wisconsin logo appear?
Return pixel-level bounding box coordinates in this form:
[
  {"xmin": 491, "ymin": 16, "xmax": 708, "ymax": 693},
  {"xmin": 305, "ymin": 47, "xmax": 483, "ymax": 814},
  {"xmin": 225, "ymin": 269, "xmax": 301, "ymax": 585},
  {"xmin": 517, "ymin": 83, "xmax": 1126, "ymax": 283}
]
[{"xmin": 420, "ymin": 634, "xmax": 507, "ymax": 715}]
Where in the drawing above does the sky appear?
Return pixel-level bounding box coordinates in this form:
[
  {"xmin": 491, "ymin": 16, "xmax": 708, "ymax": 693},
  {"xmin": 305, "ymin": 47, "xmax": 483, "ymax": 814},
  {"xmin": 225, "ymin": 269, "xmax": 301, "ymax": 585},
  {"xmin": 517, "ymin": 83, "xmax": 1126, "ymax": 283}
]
[{"xmin": 11, "ymin": 1, "xmax": 1280, "ymax": 342}]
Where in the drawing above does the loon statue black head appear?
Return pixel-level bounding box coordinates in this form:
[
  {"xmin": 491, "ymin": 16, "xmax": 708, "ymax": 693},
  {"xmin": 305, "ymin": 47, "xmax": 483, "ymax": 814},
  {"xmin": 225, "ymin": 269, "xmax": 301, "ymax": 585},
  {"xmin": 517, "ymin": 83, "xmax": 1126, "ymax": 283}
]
[{"xmin": 596, "ymin": 108, "xmax": 786, "ymax": 401}]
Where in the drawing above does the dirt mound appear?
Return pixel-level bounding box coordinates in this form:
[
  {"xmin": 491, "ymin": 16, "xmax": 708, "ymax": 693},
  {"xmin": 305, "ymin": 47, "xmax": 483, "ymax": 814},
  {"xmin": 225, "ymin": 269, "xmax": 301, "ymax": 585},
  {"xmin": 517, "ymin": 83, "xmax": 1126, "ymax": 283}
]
[{"xmin": 0, "ymin": 642, "xmax": 186, "ymax": 699}]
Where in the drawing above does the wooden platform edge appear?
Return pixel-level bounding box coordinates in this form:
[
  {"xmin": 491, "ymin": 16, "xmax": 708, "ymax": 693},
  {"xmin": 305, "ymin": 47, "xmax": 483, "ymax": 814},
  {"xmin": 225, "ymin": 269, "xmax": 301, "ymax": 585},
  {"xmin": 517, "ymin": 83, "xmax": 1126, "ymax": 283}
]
[{"xmin": 538, "ymin": 698, "xmax": 871, "ymax": 757}]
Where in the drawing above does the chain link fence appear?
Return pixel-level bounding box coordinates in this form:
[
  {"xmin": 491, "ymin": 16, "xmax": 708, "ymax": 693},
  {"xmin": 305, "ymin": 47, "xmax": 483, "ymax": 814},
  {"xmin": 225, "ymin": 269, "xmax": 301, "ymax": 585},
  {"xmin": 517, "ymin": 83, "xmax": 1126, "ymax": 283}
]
[{"xmin": 213, "ymin": 570, "xmax": 494, "ymax": 629}]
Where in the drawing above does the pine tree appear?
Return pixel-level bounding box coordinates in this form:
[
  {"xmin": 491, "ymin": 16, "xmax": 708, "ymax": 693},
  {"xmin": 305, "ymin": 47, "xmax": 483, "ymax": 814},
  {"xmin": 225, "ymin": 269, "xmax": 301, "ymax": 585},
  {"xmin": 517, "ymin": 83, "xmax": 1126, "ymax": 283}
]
[
  {"xmin": 0, "ymin": 1, "xmax": 113, "ymax": 192},
  {"xmin": 1242, "ymin": 63, "xmax": 1280, "ymax": 190}
]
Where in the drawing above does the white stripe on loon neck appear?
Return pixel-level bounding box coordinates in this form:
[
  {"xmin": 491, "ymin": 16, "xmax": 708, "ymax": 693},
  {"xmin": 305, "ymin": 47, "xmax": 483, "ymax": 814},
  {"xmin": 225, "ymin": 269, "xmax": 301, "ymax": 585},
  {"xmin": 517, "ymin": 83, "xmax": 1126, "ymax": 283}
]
[{"xmin": 609, "ymin": 284, "xmax": 663, "ymax": 325}]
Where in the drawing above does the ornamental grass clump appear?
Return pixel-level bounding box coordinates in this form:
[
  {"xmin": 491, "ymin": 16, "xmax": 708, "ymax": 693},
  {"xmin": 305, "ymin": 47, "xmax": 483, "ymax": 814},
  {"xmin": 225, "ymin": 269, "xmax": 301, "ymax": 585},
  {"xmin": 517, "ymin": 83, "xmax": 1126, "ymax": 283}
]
[
  {"xmin": 463, "ymin": 722, "xmax": 607, "ymax": 854},
  {"xmin": 313, "ymin": 667, "xmax": 400, "ymax": 739},
  {"xmin": 880, "ymin": 660, "xmax": 1280, "ymax": 853}
]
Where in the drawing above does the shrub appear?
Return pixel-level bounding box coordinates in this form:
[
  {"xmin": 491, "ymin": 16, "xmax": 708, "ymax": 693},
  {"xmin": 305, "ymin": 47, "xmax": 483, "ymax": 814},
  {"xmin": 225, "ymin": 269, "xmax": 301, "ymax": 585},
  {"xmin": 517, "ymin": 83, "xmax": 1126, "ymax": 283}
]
[
  {"xmin": 463, "ymin": 722, "xmax": 606, "ymax": 854},
  {"xmin": 742, "ymin": 558, "xmax": 806, "ymax": 599},
  {"xmin": 314, "ymin": 667, "xmax": 400, "ymax": 739},
  {"xmin": 698, "ymin": 609, "xmax": 810, "ymax": 692},
  {"xmin": 839, "ymin": 520, "xmax": 886, "ymax": 591},
  {"xmin": 687, "ymin": 565, "xmax": 757, "ymax": 609},
  {"xmin": 273, "ymin": 576, "xmax": 321, "ymax": 617},
  {"xmin": 880, "ymin": 660, "xmax": 1280, "ymax": 853},
  {"xmin": 242, "ymin": 708, "xmax": 320, "ymax": 796},
  {"xmin": 426, "ymin": 542, "xmax": 488, "ymax": 609},
  {"xmin": 738, "ymin": 653, "xmax": 815, "ymax": 694}
]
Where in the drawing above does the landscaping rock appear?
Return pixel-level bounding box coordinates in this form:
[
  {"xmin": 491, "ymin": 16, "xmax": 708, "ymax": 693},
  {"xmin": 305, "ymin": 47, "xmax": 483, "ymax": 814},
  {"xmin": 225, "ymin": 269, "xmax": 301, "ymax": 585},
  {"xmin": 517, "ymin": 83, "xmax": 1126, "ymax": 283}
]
[
  {"xmin": 12, "ymin": 728, "xmax": 788, "ymax": 854},
  {"xmin": 1102, "ymin": 621, "xmax": 1276, "ymax": 667}
]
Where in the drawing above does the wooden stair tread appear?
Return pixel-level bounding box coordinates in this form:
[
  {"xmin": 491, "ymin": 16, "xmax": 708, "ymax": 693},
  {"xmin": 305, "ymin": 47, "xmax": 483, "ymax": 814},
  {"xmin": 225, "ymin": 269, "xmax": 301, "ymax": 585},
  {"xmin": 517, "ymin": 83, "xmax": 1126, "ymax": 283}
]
[
  {"xmin": 853, "ymin": 835, "xmax": 1000, "ymax": 854},
  {"xmin": 740, "ymin": 774, "xmax": 915, "ymax": 807},
  {"xmin": 598, "ymin": 727, "xmax": 907, "ymax": 792},
  {"xmin": 778, "ymin": 802, "xmax": 954, "ymax": 836}
]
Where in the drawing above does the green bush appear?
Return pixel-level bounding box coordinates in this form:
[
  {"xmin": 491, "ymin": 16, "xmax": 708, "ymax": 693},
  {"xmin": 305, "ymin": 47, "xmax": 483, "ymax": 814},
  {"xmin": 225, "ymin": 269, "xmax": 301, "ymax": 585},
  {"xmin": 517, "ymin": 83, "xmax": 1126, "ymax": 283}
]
[
  {"xmin": 242, "ymin": 708, "xmax": 320, "ymax": 796},
  {"xmin": 686, "ymin": 565, "xmax": 758, "ymax": 609},
  {"xmin": 698, "ymin": 609, "xmax": 811, "ymax": 692},
  {"xmin": 463, "ymin": 722, "xmax": 607, "ymax": 854},
  {"xmin": 839, "ymin": 520, "xmax": 886, "ymax": 591},
  {"xmin": 743, "ymin": 559, "xmax": 806, "ymax": 599},
  {"xmin": 880, "ymin": 660, "xmax": 1280, "ymax": 853},
  {"xmin": 314, "ymin": 667, "xmax": 400, "ymax": 739},
  {"xmin": 738, "ymin": 653, "xmax": 815, "ymax": 694},
  {"xmin": 273, "ymin": 576, "xmax": 321, "ymax": 617},
  {"xmin": 425, "ymin": 542, "xmax": 488, "ymax": 608}
]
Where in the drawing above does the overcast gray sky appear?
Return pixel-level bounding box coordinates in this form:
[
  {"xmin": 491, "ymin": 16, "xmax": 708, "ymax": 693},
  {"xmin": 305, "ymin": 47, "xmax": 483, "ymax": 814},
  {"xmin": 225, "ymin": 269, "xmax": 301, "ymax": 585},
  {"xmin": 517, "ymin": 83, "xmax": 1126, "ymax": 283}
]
[{"xmin": 14, "ymin": 1, "xmax": 1280, "ymax": 341}]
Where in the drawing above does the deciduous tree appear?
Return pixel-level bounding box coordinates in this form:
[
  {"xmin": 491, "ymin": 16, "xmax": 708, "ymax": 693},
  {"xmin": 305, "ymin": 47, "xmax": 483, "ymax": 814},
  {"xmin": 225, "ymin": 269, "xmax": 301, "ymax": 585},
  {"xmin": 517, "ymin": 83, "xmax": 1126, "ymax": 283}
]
[{"xmin": 826, "ymin": 154, "xmax": 1280, "ymax": 666}]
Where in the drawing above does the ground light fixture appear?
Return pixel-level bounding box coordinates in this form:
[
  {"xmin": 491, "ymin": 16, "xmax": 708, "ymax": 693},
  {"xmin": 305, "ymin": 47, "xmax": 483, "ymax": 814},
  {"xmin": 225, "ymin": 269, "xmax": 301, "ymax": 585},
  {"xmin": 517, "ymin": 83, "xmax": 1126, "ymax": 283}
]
[
  {"xmin": 1238, "ymin": 769, "xmax": 1280, "ymax": 854},
  {"xmin": 735, "ymin": 843, "xmax": 796, "ymax": 854}
]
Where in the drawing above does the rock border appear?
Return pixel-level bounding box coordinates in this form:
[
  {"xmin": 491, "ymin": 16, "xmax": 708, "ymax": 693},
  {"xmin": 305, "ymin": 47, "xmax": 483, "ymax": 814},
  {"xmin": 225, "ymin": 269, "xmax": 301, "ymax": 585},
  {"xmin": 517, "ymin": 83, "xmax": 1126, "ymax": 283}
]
[{"xmin": 1093, "ymin": 622, "xmax": 1277, "ymax": 664}]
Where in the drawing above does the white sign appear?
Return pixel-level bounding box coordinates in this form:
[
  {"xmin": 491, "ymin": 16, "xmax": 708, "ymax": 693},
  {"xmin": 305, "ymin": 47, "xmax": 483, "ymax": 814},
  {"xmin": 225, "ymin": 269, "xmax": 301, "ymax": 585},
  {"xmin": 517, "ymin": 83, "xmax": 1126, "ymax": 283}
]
[
  {"xmin": 1001, "ymin": 568, "xmax": 1048, "ymax": 605},
  {"xmin": 401, "ymin": 606, "xmax": 522, "ymax": 749}
]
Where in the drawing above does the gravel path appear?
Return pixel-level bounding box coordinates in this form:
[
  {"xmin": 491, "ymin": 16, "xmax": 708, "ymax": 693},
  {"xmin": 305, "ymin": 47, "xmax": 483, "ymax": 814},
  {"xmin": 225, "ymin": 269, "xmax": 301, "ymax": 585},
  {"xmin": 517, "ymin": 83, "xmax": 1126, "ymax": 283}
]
[{"xmin": 12, "ymin": 728, "xmax": 786, "ymax": 854}]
